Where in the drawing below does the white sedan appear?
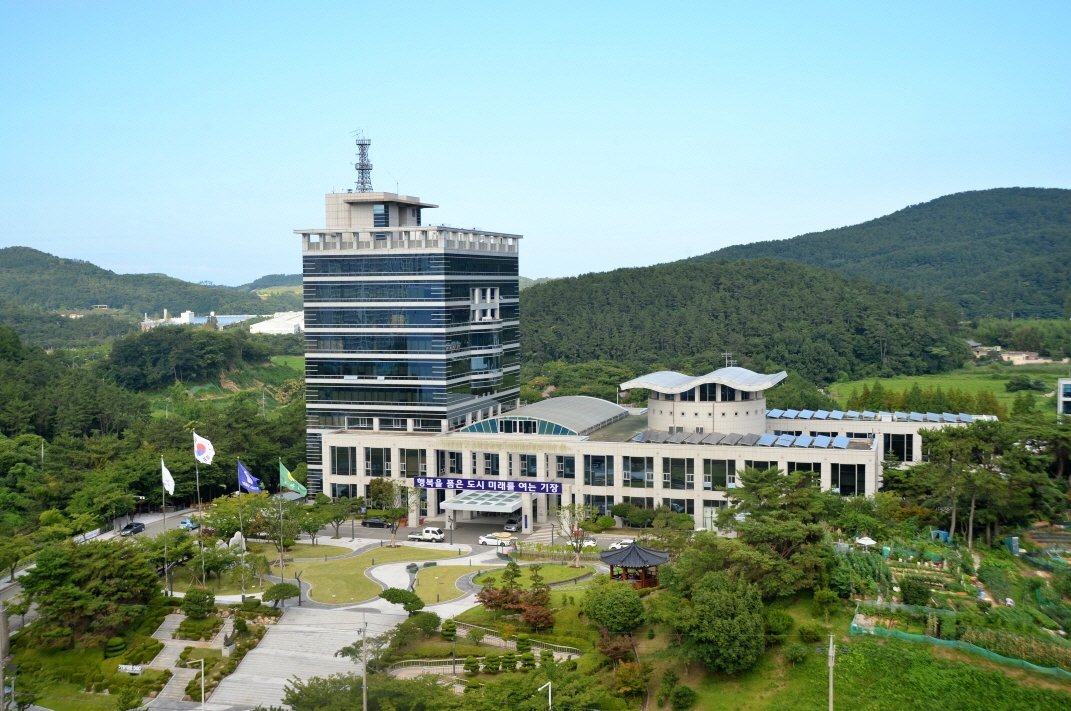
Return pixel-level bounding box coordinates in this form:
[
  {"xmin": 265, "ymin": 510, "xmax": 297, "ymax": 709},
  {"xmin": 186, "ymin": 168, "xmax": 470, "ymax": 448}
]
[
  {"xmin": 608, "ymin": 538, "xmax": 635, "ymax": 550},
  {"xmin": 479, "ymin": 533, "xmax": 517, "ymax": 546}
]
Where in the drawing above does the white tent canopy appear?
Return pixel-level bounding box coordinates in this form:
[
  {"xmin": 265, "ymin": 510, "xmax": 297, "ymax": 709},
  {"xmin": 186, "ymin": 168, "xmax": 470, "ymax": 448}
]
[
  {"xmin": 856, "ymin": 536, "xmax": 877, "ymax": 547},
  {"xmin": 441, "ymin": 490, "xmax": 522, "ymax": 514}
]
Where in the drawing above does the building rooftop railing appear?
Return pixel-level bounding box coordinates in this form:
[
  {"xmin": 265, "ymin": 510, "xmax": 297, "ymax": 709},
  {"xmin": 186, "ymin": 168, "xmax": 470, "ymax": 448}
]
[{"xmin": 297, "ymin": 226, "xmax": 521, "ymax": 255}]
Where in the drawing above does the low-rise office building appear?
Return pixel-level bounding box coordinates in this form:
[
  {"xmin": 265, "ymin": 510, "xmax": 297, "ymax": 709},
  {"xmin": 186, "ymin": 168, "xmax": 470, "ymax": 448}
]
[{"xmin": 322, "ymin": 365, "xmax": 987, "ymax": 532}]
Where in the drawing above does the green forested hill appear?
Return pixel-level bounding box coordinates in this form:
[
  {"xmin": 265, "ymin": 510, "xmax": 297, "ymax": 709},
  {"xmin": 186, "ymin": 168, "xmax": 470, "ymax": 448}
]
[
  {"xmin": 520, "ymin": 259, "xmax": 969, "ymax": 385},
  {"xmin": 699, "ymin": 188, "xmax": 1071, "ymax": 319},
  {"xmin": 0, "ymin": 246, "xmax": 272, "ymax": 315}
]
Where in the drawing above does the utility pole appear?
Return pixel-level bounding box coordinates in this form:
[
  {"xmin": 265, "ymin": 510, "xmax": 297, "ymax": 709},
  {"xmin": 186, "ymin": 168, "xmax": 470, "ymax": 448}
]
[
  {"xmin": 1, "ymin": 604, "xmax": 8, "ymax": 711},
  {"xmin": 828, "ymin": 634, "xmax": 836, "ymax": 711}
]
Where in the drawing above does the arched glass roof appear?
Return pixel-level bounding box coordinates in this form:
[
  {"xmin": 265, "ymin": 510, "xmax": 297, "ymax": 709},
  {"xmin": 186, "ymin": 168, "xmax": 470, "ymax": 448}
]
[{"xmin": 462, "ymin": 396, "xmax": 629, "ymax": 436}]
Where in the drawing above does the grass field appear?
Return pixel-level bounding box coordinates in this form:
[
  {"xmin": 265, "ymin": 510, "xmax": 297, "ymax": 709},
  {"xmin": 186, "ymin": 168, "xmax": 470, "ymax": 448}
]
[
  {"xmin": 829, "ymin": 362, "xmax": 1067, "ymax": 409},
  {"xmin": 34, "ymin": 683, "xmax": 118, "ymax": 711},
  {"xmin": 247, "ymin": 541, "xmax": 350, "ymax": 559},
  {"xmin": 271, "ymin": 544, "xmax": 461, "ymax": 603},
  {"xmin": 413, "ymin": 565, "xmax": 477, "ymax": 603},
  {"xmin": 472, "ymin": 563, "xmax": 595, "ymax": 588}
]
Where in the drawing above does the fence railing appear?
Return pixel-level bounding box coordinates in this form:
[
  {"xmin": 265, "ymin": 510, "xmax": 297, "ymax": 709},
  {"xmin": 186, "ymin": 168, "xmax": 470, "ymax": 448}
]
[{"xmin": 452, "ymin": 621, "xmax": 580, "ymax": 657}]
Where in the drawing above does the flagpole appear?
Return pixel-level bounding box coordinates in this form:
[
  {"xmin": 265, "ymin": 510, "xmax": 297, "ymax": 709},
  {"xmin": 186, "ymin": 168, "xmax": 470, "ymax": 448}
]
[
  {"xmin": 195, "ymin": 460, "xmax": 206, "ymax": 584},
  {"xmin": 277, "ymin": 461, "xmax": 285, "ymax": 586},
  {"xmin": 237, "ymin": 459, "xmax": 246, "ymax": 599},
  {"xmin": 162, "ymin": 481, "xmax": 169, "ymax": 596}
]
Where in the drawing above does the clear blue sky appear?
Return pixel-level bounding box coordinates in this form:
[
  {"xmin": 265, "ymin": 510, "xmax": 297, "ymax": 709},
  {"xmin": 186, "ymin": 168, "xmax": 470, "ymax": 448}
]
[{"xmin": 2, "ymin": 1, "xmax": 1068, "ymax": 286}]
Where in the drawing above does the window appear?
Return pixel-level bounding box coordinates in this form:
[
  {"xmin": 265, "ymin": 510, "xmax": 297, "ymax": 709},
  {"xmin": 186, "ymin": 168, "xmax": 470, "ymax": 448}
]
[
  {"xmin": 556, "ymin": 456, "xmax": 576, "ymax": 479},
  {"xmin": 623, "ymin": 456, "xmax": 653, "ymax": 488},
  {"xmin": 661, "ymin": 458, "xmax": 694, "ymax": 490},
  {"xmin": 622, "ymin": 496, "xmax": 654, "ymax": 509},
  {"xmin": 479, "ymin": 452, "xmax": 499, "ymax": 477},
  {"xmin": 584, "ymin": 455, "xmax": 614, "ymax": 486},
  {"xmin": 400, "ymin": 449, "xmax": 425, "ymax": 477},
  {"xmin": 663, "ymin": 498, "xmax": 694, "ymax": 515},
  {"xmin": 585, "ymin": 494, "xmax": 614, "ymax": 516},
  {"xmin": 373, "ymin": 203, "xmax": 389, "ymax": 227},
  {"xmin": 883, "ymin": 433, "xmax": 913, "ymax": 462},
  {"xmin": 832, "ymin": 463, "xmax": 865, "ymax": 496},
  {"xmin": 331, "ymin": 446, "xmax": 358, "ymax": 476},
  {"xmin": 703, "ymin": 459, "xmax": 735, "ymax": 490},
  {"xmin": 744, "ymin": 460, "xmax": 773, "ymax": 472},
  {"xmin": 364, "ymin": 447, "xmax": 391, "ymax": 477},
  {"xmin": 787, "ymin": 461, "xmax": 820, "ymax": 474},
  {"xmin": 438, "ymin": 450, "xmax": 462, "ymax": 475},
  {"xmin": 519, "ymin": 453, "xmax": 538, "ymax": 477}
]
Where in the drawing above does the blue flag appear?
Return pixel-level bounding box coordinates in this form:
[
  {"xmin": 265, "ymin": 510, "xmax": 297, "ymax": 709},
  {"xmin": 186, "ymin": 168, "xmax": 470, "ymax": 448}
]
[{"xmin": 237, "ymin": 460, "xmax": 262, "ymax": 493}]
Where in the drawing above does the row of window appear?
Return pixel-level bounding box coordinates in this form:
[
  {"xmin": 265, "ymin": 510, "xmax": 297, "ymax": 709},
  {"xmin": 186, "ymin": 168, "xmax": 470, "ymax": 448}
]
[
  {"xmin": 308, "ymin": 372, "xmax": 520, "ymax": 405},
  {"xmin": 330, "ymin": 446, "xmax": 867, "ymax": 496},
  {"xmin": 306, "ymin": 330, "xmax": 517, "ymax": 354},
  {"xmin": 304, "ymin": 281, "xmax": 519, "ymax": 302},
  {"xmin": 307, "ymin": 305, "xmax": 519, "ymax": 327},
  {"xmin": 304, "ymin": 254, "xmax": 518, "ymax": 276},
  {"xmin": 654, "ymin": 384, "xmax": 757, "ymax": 402}
]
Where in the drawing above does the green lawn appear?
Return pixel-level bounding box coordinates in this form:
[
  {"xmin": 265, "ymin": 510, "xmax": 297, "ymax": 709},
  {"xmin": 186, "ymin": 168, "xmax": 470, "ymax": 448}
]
[
  {"xmin": 270, "ymin": 354, "xmax": 304, "ymax": 369},
  {"xmin": 34, "ymin": 683, "xmax": 118, "ymax": 711},
  {"xmin": 455, "ymin": 588, "xmax": 598, "ymax": 651},
  {"xmin": 414, "ymin": 565, "xmax": 476, "ymax": 603},
  {"xmin": 168, "ymin": 563, "xmax": 266, "ymax": 596},
  {"xmin": 247, "ymin": 541, "xmax": 351, "ymax": 560},
  {"xmin": 829, "ymin": 362, "xmax": 1066, "ymax": 409},
  {"xmin": 271, "ymin": 544, "xmax": 460, "ymax": 603},
  {"xmin": 472, "ymin": 563, "xmax": 595, "ymax": 588}
]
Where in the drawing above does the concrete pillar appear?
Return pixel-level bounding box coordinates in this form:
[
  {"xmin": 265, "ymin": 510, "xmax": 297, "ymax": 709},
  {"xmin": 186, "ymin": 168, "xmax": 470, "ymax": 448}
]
[
  {"xmin": 536, "ymin": 455, "xmax": 548, "ymax": 523},
  {"xmin": 407, "ymin": 483, "xmax": 420, "ymax": 525},
  {"xmin": 390, "ymin": 447, "xmax": 401, "ymax": 479},
  {"xmin": 521, "ymin": 493, "xmax": 534, "ymax": 534},
  {"xmin": 425, "ymin": 448, "xmax": 436, "ymax": 477},
  {"xmin": 820, "ymin": 461, "xmax": 831, "ymax": 492},
  {"xmin": 428, "ymin": 487, "xmax": 440, "ymax": 518}
]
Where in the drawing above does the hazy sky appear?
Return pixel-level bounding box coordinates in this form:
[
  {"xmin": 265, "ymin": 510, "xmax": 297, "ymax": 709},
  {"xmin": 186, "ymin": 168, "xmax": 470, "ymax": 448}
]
[{"xmin": 2, "ymin": 2, "xmax": 1068, "ymax": 286}]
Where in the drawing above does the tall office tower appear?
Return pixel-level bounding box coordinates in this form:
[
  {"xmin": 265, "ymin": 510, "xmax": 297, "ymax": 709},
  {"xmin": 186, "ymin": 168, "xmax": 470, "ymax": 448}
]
[{"xmin": 296, "ymin": 161, "xmax": 522, "ymax": 494}]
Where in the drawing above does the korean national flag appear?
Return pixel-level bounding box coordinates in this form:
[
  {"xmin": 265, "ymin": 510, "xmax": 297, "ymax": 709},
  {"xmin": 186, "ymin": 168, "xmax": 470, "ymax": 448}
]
[{"xmin": 237, "ymin": 460, "xmax": 262, "ymax": 493}]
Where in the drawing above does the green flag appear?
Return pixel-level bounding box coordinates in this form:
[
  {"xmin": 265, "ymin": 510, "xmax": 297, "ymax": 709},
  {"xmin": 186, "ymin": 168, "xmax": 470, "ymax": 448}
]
[{"xmin": 279, "ymin": 461, "xmax": 307, "ymax": 497}]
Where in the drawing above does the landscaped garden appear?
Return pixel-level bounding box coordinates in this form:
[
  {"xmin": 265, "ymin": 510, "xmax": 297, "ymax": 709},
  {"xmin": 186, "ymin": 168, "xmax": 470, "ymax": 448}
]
[{"xmin": 272, "ymin": 544, "xmax": 462, "ymax": 603}]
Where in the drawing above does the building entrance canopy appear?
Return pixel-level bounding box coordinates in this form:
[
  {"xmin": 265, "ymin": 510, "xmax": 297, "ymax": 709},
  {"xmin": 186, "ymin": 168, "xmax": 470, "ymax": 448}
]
[{"xmin": 441, "ymin": 490, "xmax": 522, "ymax": 513}]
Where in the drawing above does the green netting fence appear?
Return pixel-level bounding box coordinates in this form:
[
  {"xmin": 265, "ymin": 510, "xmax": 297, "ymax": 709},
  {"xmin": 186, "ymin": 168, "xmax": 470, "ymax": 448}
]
[{"xmin": 850, "ymin": 605, "xmax": 1071, "ymax": 681}]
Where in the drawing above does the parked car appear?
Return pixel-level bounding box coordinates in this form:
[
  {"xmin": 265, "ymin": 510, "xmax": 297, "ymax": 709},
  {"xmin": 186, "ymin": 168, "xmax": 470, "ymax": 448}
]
[
  {"xmin": 503, "ymin": 518, "xmax": 520, "ymax": 532},
  {"xmin": 479, "ymin": 532, "xmax": 516, "ymax": 546},
  {"xmin": 608, "ymin": 538, "xmax": 635, "ymax": 550},
  {"xmin": 361, "ymin": 517, "xmax": 390, "ymax": 528},
  {"xmin": 407, "ymin": 527, "xmax": 445, "ymax": 542},
  {"xmin": 178, "ymin": 517, "xmax": 200, "ymax": 530},
  {"xmin": 119, "ymin": 522, "xmax": 146, "ymax": 537}
]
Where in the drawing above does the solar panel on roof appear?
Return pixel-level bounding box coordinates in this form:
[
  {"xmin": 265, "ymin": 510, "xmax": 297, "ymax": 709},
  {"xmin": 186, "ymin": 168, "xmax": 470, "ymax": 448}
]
[
  {"xmin": 794, "ymin": 434, "xmax": 813, "ymax": 447},
  {"xmin": 815, "ymin": 410, "xmax": 829, "ymax": 419},
  {"xmin": 894, "ymin": 411, "xmax": 908, "ymax": 421},
  {"xmin": 926, "ymin": 413, "xmax": 941, "ymax": 422},
  {"xmin": 830, "ymin": 410, "xmax": 844, "ymax": 420},
  {"xmin": 739, "ymin": 433, "xmax": 761, "ymax": 446},
  {"xmin": 722, "ymin": 433, "xmax": 742, "ymax": 445},
  {"xmin": 941, "ymin": 413, "xmax": 956, "ymax": 422},
  {"xmin": 832, "ymin": 435, "xmax": 850, "ymax": 449},
  {"xmin": 784, "ymin": 409, "xmax": 800, "ymax": 418},
  {"xmin": 861, "ymin": 411, "xmax": 876, "ymax": 419},
  {"xmin": 757, "ymin": 434, "xmax": 777, "ymax": 446},
  {"xmin": 878, "ymin": 411, "xmax": 892, "ymax": 418},
  {"xmin": 767, "ymin": 409, "xmax": 784, "ymax": 418},
  {"xmin": 684, "ymin": 433, "xmax": 705, "ymax": 444},
  {"xmin": 701, "ymin": 433, "xmax": 726, "ymax": 445},
  {"xmin": 776, "ymin": 434, "xmax": 794, "ymax": 447},
  {"xmin": 909, "ymin": 412, "xmax": 923, "ymax": 422},
  {"xmin": 668, "ymin": 432, "xmax": 688, "ymax": 443},
  {"xmin": 958, "ymin": 413, "xmax": 973, "ymax": 423},
  {"xmin": 846, "ymin": 410, "xmax": 860, "ymax": 419},
  {"xmin": 799, "ymin": 410, "xmax": 815, "ymax": 419},
  {"xmin": 813, "ymin": 435, "xmax": 831, "ymax": 448}
]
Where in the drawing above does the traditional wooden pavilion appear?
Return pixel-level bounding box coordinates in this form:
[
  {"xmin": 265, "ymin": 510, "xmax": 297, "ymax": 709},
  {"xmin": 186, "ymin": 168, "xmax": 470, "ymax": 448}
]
[{"xmin": 599, "ymin": 542, "xmax": 670, "ymax": 589}]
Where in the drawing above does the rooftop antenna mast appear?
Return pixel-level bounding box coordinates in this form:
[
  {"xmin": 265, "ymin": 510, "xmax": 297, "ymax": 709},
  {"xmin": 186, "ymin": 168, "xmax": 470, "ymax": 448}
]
[
  {"xmin": 722, "ymin": 352, "xmax": 737, "ymax": 368},
  {"xmin": 352, "ymin": 131, "xmax": 373, "ymax": 192}
]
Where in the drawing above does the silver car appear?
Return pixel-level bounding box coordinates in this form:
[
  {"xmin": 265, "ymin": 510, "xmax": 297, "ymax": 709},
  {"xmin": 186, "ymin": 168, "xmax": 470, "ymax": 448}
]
[{"xmin": 503, "ymin": 518, "xmax": 520, "ymax": 532}]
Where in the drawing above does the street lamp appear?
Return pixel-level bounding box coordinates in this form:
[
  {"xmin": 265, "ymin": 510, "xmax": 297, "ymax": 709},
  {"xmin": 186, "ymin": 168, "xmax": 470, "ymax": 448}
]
[
  {"xmin": 538, "ymin": 680, "xmax": 552, "ymax": 710},
  {"xmin": 447, "ymin": 515, "xmax": 454, "ymax": 545},
  {"xmin": 197, "ymin": 657, "xmax": 205, "ymax": 710}
]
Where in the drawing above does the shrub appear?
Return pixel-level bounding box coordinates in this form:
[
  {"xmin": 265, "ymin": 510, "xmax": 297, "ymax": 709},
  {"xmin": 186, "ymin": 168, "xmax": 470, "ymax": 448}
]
[
  {"xmin": 182, "ymin": 587, "xmax": 216, "ymax": 620},
  {"xmin": 798, "ymin": 623, "xmax": 823, "ymax": 644},
  {"xmin": 899, "ymin": 576, "xmax": 931, "ymax": 606},
  {"xmin": 520, "ymin": 651, "xmax": 537, "ymax": 670},
  {"xmin": 670, "ymin": 684, "xmax": 698, "ymax": 710},
  {"xmin": 764, "ymin": 609, "xmax": 794, "ymax": 645},
  {"xmin": 410, "ymin": 611, "xmax": 441, "ymax": 637},
  {"xmin": 464, "ymin": 656, "xmax": 480, "ymax": 675},
  {"xmin": 234, "ymin": 617, "xmax": 249, "ymax": 636},
  {"xmin": 441, "ymin": 618, "xmax": 457, "ymax": 642},
  {"xmin": 784, "ymin": 642, "xmax": 809, "ymax": 665},
  {"xmin": 515, "ymin": 633, "xmax": 532, "ymax": 653},
  {"xmin": 540, "ymin": 649, "xmax": 554, "ymax": 668},
  {"xmin": 501, "ymin": 651, "xmax": 517, "ymax": 671},
  {"xmin": 104, "ymin": 636, "xmax": 127, "ymax": 658},
  {"xmin": 482, "ymin": 654, "xmax": 501, "ymax": 673}
]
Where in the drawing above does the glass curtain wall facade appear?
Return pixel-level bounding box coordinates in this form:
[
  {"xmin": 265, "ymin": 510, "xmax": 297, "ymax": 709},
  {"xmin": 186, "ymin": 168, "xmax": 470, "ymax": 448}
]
[{"xmin": 300, "ymin": 192, "xmax": 521, "ymax": 494}]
